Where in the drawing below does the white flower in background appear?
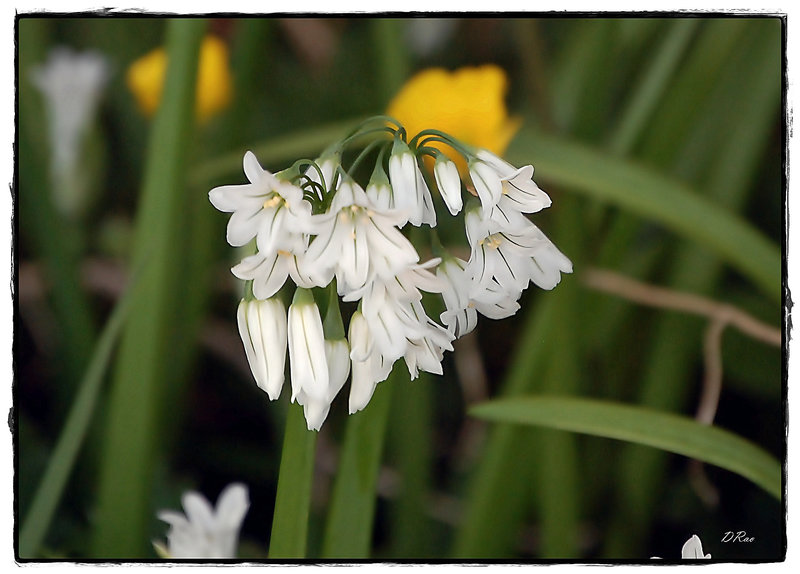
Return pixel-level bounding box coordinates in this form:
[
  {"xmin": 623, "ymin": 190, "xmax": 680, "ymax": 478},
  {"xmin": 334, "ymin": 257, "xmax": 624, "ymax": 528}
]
[
  {"xmin": 155, "ymin": 483, "xmax": 249, "ymax": 559},
  {"xmin": 31, "ymin": 46, "xmax": 110, "ymax": 218},
  {"xmin": 681, "ymin": 535, "xmax": 711, "ymax": 559},
  {"xmin": 652, "ymin": 534, "xmax": 711, "ymax": 560},
  {"xmin": 405, "ymin": 18, "xmax": 458, "ymax": 57},
  {"xmin": 208, "ymin": 151, "xmax": 320, "ymax": 253},
  {"xmin": 237, "ymin": 298, "xmax": 287, "ymax": 400}
]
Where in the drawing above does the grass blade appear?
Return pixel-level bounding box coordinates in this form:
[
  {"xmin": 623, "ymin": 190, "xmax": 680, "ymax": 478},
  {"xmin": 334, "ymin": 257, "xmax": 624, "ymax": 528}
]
[
  {"xmin": 90, "ymin": 19, "xmax": 206, "ymax": 558},
  {"xmin": 268, "ymin": 403, "xmax": 317, "ymax": 559},
  {"xmin": 18, "ymin": 282, "xmax": 135, "ymax": 558},
  {"xmin": 469, "ymin": 396, "xmax": 781, "ymax": 500},
  {"xmin": 321, "ymin": 372, "xmax": 394, "ymax": 559},
  {"xmin": 451, "ymin": 296, "xmax": 558, "ymax": 558}
]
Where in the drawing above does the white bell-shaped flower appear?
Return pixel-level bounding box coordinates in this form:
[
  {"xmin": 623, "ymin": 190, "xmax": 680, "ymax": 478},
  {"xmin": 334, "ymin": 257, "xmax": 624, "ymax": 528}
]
[
  {"xmin": 388, "ymin": 138, "xmax": 436, "ymax": 227},
  {"xmin": 237, "ymin": 298, "xmax": 287, "ymax": 400},
  {"xmin": 434, "ymin": 155, "xmax": 463, "ymax": 216},
  {"xmin": 287, "ymin": 288, "xmax": 330, "ymax": 407}
]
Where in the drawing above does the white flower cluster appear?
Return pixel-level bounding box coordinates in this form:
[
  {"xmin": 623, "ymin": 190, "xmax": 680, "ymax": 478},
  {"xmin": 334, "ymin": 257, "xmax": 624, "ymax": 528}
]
[{"xmin": 210, "ymin": 120, "xmax": 572, "ymax": 431}]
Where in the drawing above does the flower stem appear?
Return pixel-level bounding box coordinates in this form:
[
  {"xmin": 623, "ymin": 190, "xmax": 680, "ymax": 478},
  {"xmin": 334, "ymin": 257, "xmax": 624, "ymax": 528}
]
[
  {"xmin": 268, "ymin": 402, "xmax": 317, "ymax": 559},
  {"xmin": 321, "ymin": 368, "xmax": 396, "ymax": 558}
]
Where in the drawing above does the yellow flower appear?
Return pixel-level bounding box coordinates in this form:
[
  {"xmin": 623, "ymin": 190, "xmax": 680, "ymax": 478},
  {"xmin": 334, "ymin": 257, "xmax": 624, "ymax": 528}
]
[
  {"xmin": 386, "ymin": 65, "xmax": 521, "ymax": 167},
  {"xmin": 126, "ymin": 35, "xmax": 233, "ymax": 124}
]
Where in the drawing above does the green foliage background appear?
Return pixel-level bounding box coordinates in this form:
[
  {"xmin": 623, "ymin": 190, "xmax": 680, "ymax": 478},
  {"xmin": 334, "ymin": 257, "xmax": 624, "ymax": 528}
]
[{"xmin": 16, "ymin": 16, "xmax": 785, "ymax": 561}]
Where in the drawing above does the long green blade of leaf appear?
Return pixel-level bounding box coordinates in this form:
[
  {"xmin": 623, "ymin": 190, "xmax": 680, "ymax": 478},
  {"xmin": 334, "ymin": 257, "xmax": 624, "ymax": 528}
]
[
  {"xmin": 602, "ymin": 19, "xmax": 783, "ymax": 557},
  {"xmin": 470, "ymin": 396, "xmax": 781, "ymax": 500},
  {"xmin": 90, "ymin": 19, "xmax": 206, "ymax": 558},
  {"xmin": 18, "ymin": 281, "xmax": 135, "ymax": 558},
  {"xmin": 451, "ymin": 296, "xmax": 558, "ymax": 558},
  {"xmin": 189, "ymin": 117, "xmax": 363, "ymax": 185},
  {"xmin": 268, "ymin": 403, "xmax": 317, "ymax": 559},
  {"xmin": 321, "ymin": 372, "xmax": 394, "ymax": 559},
  {"xmin": 507, "ymin": 128, "xmax": 781, "ymax": 302}
]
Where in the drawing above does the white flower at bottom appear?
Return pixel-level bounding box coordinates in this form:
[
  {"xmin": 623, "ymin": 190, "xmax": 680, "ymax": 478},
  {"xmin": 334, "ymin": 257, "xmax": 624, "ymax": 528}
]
[
  {"xmin": 237, "ymin": 298, "xmax": 287, "ymax": 400},
  {"xmin": 155, "ymin": 483, "xmax": 249, "ymax": 559},
  {"xmin": 651, "ymin": 534, "xmax": 711, "ymax": 560},
  {"xmin": 681, "ymin": 535, "xmax": 711, "ymax": 559}
]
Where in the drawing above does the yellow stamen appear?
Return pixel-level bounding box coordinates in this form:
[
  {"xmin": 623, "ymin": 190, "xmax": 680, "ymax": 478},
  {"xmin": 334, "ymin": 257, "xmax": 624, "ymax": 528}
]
[{"xmin": 263, "ymin": 195, "xmax": 282, "ymax": 209}]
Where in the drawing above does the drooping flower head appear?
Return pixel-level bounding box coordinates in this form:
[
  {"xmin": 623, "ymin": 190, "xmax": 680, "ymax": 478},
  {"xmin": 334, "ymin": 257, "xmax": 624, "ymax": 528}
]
[{"xmin": 209, "ymin": 68, "xmax": 571, "ymax": 431}]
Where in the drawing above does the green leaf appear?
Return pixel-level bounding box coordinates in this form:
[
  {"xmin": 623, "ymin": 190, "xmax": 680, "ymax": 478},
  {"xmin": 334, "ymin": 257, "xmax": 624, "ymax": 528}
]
[
  {"xmin": 90, "ymin": 19, "xmax": 206, "ymax": 558},
  {"xmin": 189, "ymin": 117, "xmax": 364, "ymax": 186},
  {"xmin": 469, "ymin": 396, "xmax": 781, "ymax": 500},
  {"xmin": 321, "ymin": 372, "xmax": 394, "ymax": 559},
  {"xmin": 268, "ymin": 403, "xmax": 318, "ymax": 559},
  {"xmin": 507, "ymin": 128, "xmax": 781, "ymax": 302},
  {"xmin": 18, "ymin": 281, "xmax": 135, "ymax": 558}
]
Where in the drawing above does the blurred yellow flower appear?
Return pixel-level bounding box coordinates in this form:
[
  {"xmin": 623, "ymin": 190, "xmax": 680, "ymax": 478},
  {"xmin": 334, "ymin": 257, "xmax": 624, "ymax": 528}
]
[
  {"xmin": 126, "ymin": 35, "xmax": 232, "ymax": 124},
  {"xmin": 386, "ymin": 65, "xmax": 521, "ymax": 166}
]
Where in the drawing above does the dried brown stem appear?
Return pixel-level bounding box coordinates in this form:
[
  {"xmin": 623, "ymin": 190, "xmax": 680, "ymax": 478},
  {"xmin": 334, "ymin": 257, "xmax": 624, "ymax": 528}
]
[
  {"xmin": 582, "ymin": 267, "xmax": 781, "ymax": 346},
  {"xmin": 582, "ymin": 267, "xmax": 782, "ymax": 507}
]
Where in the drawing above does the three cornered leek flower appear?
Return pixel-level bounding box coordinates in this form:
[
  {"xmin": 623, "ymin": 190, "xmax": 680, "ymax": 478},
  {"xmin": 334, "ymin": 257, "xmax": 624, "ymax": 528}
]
[
  {"xmin": 154, "ymin": 483, "xmax": 249, "ymax": 559},
  {"xmin": 127, "ymin": 34, "xmax": 232, "ymax": 124},
  {"xmin": 30, "ymin": 46, "xmax": 110, "ymax": 219},
  {"xmin": 652, "ymin": 534, "xmax": 712, "ymax": 559},
  {"xmin": 209, "ymin": 66, "xmax": 572, "ymax": 431}
]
